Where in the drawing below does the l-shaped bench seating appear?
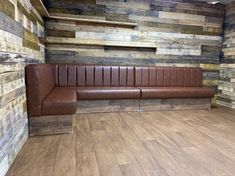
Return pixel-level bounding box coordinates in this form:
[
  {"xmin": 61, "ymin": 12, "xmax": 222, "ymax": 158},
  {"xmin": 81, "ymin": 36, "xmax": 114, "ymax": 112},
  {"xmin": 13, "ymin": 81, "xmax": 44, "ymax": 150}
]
[{"xmin": 26, "ymin": 64, "xmax": 215, "ymax": 136}]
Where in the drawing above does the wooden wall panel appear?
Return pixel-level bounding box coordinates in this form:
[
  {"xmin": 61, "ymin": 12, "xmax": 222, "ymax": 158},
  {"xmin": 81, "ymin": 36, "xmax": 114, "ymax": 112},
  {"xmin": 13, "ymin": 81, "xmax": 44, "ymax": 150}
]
[
  {"xmin": 0, "ymin": 0, "xmax": 15, "ymax": 19},
  {"xmin": 218, "ymin": 1, "xmax": 235, "ymax": 109},
  {"xmin": 45, "ymin": 0, "xmax": 225, "ymax": 104},
  {"xmin": 0, "ymin": 0, "xmax": 45, "ymax": 174}
]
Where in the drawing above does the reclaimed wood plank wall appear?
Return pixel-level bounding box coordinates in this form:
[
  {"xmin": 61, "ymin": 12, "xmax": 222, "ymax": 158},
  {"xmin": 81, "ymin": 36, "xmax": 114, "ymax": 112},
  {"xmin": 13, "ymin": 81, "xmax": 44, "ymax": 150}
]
[
  {"xmin": 218, "ymin": 1, "xmax": 235, "ymax": 109},
  {"xmin": 44, "ymin": 0, "xmax": 226, "ymax": 104},
  {"xmin": 0, "ymin": 0, "xmax": 45, "ymax": 174}
]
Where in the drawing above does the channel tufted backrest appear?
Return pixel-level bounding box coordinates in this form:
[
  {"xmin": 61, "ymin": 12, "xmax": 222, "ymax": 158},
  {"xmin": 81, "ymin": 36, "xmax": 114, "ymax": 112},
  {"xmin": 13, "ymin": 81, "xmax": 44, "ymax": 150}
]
[
  {"xmin": 52, "ymin": 64, "xmax": 203, "ymax": 87},
  {"xmin": 52, "ymin": 64, "xmax": 135, "ymax": 87},
  {"xmin": 135, "ymin": 67, "xmax": 202, "ymax": 87}
]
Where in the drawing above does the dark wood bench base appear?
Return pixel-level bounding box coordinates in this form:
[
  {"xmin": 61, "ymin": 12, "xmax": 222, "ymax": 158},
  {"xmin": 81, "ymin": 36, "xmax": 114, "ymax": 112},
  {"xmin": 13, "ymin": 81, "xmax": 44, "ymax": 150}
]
[
  {"xmin": 29, "ymin": 115, "xmax": 74, "ymax": 136},
  {"xmin": 76, "ymin": 98, "xmax": 212, "ymax": 114},
  {"xmin": 140, "ymin": 98, "xmax": 211, "ymax": 111},
  {"xmin": 29, "ymin": 98, "xmax": 211, "ymax": 136},
  {"xmin": 77, "ymin": 99, "xmax": 140, "ymax": 113}
]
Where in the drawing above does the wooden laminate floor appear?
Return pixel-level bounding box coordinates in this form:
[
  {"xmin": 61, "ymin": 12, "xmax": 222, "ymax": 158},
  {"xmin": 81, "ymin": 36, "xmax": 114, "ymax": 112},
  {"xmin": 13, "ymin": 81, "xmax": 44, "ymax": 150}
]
[{"xmin": 7, "ymin": 107, "xmax": 235, "ymax": 176}]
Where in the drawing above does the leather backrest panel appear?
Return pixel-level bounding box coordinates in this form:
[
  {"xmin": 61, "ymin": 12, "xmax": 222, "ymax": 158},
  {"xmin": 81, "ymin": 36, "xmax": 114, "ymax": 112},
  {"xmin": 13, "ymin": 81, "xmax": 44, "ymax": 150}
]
[
  {"xmin": 149, "ymin": 67, "xmax": 157, "ymax": 86},
  {"xmin": 26, "ymin": 64, "xmax": 55, "ymax": 117},
  {"xmin": 120, "ymin": 66, "xmax": 127, "ymax": 86},
  {"xmin": 68, "ymin": 65, "xmax": 76, "ymax": 87},
  {"xmin": 58, "ymin": 65, "xmax": 68, "ymax": 86},
  {"xmin": 95, "ymin": 66, "xmax": 103, "ymax": 86},
  {"xmin": 52, "ymin": 64, "xmax": 135, "ymax": 87},
  {"xmin": 52, "ymin": 64, "xmax": 202, "ymax": 87},
  {"xmin": 77, "ymin": 66, "xmax": 86, "ymax": 86},
  {"xmin": 103, "ymin": 66, "xmax": 111, "ymax": 86},
  {"xmin": 111, "ymin": 66, "xmax": 119, "ymax": 86},
  {"xmin": 135, "ymin": 67, "xmax": 141, "ymax": 86},
  {"xmin": 134, "ymin": 67, "xmax": 202, "ymax": 87},
  {"xmin": 127, "ymin": 67, "xmax": 135, "ymax": 86},
  {"xmin": 157, "ymin": 68, "xmax": 164, "ymax": 86},
  {"xmin": 86, "ymin": 66, "xmax": 95, "ymax": 86}
]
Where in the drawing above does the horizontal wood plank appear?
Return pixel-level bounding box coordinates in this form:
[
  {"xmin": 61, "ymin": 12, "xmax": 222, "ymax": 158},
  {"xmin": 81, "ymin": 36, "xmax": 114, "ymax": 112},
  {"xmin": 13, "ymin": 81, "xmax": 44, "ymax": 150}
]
[
  {"xmin": 140, "ymin": 98, "xmax": 211, "ymax": 111},
  {"xmin": 49, "ymin": 15, "xmax": 138, "ymax": 27},
  {"xmin": 46, "ymin": 37, "xmax": 157, "ymax": 48},
  {"xmin": 77, "ymin": 100, "xmax": 140, "ymax": 113}
]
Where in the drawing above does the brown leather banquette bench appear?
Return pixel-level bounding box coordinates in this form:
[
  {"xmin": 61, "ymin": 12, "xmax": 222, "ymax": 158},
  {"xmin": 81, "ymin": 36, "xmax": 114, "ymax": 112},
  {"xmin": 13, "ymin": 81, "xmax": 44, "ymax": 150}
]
[{"xmin": 26, "ymin": 64, "xmax": 215, "ymax": 135}]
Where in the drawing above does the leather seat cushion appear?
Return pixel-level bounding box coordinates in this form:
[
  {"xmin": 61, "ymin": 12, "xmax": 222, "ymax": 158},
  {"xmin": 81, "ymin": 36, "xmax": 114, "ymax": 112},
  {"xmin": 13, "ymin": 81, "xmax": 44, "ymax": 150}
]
[
  {"xmin": 42, "ymin": 87, "xmax": 77, "ymax": 115},
  {"xmin": 77, "ymin": 87, "xmax": 140, "ymax": 100},
  {"xmin": 140, "ymin": 87, "xmax": 215, "ymax": 99}
]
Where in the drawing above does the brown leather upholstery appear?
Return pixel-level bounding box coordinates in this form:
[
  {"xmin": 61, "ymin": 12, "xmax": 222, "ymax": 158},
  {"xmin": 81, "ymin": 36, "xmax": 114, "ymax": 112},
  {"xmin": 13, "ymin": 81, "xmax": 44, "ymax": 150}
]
[
  {"xmin": 42, "ymin": 87, "xmax": 77, "ymax": 115},
  {"xmin": 26, "ymin": 64, "xmax": 55, "ymax": 117},
  {"xmin": 77, "ymin": 87, "xmax": 140, "ymax": 100},
  {"xmin": 52, "ymin": 64, "xmax": 135, "ymax": 87},
  {"xmin": 135, "ymin": 67, "xmax": 202, "ymax": 87},
  {"xmin": 26, "ymin": 64, "xmax": 214, "ymax": 117},
  {"xmin": 140, "ymin": 87, "xmax": 215, "ymax": 99}
]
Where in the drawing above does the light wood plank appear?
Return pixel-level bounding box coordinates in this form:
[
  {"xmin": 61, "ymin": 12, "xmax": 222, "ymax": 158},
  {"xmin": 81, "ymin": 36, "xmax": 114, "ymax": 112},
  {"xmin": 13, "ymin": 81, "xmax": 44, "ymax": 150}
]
[
  {"xmin": 53, "ymin": 132, "xmax": 76, "ymax": 176},
  {"xmin": 7, "ymin": 107, "xmax": 235, "ymax": 176},
  {"xmin": 92, "ymin": 130, "xmax": 123, "ymax": 176},
  {"xmin": 46, "ymin": 37, "xmax": 157, "ymax": 49},
  {"xmin": 31, "ymin": 0, "xmax": 49, "ymax": 17},
  {"xmin": 76, "ymin": 152, "xmax": 100, "ymax": 176},
  {"xmin": 102, "ymin": 119, "xmax": 137, "ymax": 165},
  {"xmin": 49, "ymin": 16, "xmax": 138, "ymax": 27}
]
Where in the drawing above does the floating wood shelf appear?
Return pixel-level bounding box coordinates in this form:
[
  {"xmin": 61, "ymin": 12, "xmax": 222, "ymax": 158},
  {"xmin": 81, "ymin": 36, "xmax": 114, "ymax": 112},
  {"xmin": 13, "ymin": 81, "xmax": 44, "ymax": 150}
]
[
  {"xmin": 48, "ymin": 15, "xmax": 138, "ymax": 27},
  {"xmin": 31, "ymin": 0, "xmax": 49, "ymax": 17},
  {"xmin": 45, "ymin": 37, "xmax": 157, "ymax": 49}
]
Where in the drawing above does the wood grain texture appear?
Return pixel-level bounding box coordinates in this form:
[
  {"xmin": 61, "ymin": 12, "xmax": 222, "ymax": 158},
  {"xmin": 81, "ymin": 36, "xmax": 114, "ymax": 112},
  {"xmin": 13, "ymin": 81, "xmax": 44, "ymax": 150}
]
[
  {"xmin": 17, "ymin": 0, "xmax": 44, "ymax": 34},
  {"xmin": 222, "ymin": 2, "xmax": 235, "ymax": 64},
  {"xmin": 0, "ymin": 11, "xmax": 23, "ymax": 38},
  {"xmin": 29, "ymin": 115, "xmax": 74, "ymax": 136},
  {"xmin": 76, "ymin": 98, "xmax": 212, "ymax": 114},
  {"xmin": 44, "ymin": 0, "xmax": 224, "ymax": 99},
  {"xmin": 6, "ymin": 107, "xmax": 235, "ymax": 176},
  {"xmin": 49, "ymin": 15, "xmax": 138, "ymax": 27},
  {"xmin": 140, "ymin": 98, "xmax": 211, "ymax": 111},
  {"xmin": 46, "ymin": 37, "xmax": 157, "ymax": 48},
  {"xmin": 31, "ymin": 0, "xmax": 49, "ymax": 17},
  {"xmin": 77, "ymin": 100, "xmax": 140, "ymax": 113},
  {"xmin": 218, "ymin": 1, "xmax": 235, "ymax": 109},
  {"xmin": 0, "ymin": 0, "xmax": 45, "ymax": 174},
  {"xmin": 0, "ymin": 0, "xmax": 15, "ymax": 19}
]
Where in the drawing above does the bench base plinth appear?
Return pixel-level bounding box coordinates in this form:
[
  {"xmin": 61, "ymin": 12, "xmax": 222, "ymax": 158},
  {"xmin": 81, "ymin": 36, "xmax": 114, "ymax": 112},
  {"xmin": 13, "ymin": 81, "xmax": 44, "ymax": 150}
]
[
  {"xmin": 76, "ymin": 98, "xmax": 212, "ymax": 114},
  {"xmin": 77, "ymin": 99, "xmax": 140, "ymax": 113},
  {"xmin": 140, "ymin": 98, "xmax": 211, "ymax": 111},
  {"xmin": 29, "ymin": 115, "xmax": 74, "ymax": 136}
]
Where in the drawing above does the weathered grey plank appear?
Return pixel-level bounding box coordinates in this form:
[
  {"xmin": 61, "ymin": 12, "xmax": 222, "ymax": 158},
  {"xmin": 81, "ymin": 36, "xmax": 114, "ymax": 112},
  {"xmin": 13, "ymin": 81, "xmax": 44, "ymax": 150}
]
[
  {"xmin": 0, "ymin": 11, "xmax": 23, "ymax": 38},
  {"xmin": 140, "ymin": 98, "xmax": 212, "ymax": 111},
  {"xmin": 77, "ymin": 100, "xmax": 140, "ymax": 113},
  {"xmin": 0, "ymin": 0, "xmax": 45, "ymax": 175},
  {"xmin": 29, "ymin": 115, "xmax": 74, "ymax": 136}
]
